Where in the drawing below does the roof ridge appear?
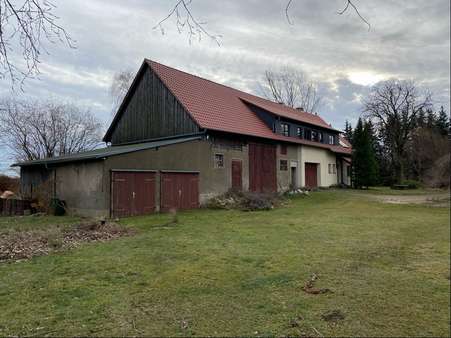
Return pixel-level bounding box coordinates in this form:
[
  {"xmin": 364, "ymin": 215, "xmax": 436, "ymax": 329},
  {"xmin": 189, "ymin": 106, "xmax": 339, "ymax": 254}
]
[{"xmin": 145, "ymin": 58, "xmax": 320, "ymax": 116}]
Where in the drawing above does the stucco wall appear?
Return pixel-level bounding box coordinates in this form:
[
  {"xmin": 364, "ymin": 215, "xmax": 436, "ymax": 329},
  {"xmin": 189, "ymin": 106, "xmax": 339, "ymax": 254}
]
[
  {"xmin": 104, "ymin": 138, "xmax": 249, "ymax": 209},
  {"xmin": 300, "ymin": 145, "xmax": 338, "ymax": 187}
]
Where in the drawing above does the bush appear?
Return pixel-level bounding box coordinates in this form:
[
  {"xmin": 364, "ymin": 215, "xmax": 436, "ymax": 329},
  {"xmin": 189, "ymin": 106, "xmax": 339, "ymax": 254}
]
[
  {"xmin": 0, "ymin": 175, "xmax": 19, "ymax": 193},
  {"xmin": 401, "ymin": 180, "xmax": 421, "ymax": 189},
  {"xmin": 206, "ymin": 190, "xmax": 285, "ymax": 211}
]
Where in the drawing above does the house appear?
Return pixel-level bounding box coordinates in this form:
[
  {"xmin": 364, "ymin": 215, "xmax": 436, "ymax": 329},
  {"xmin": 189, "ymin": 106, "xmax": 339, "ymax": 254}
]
[{"xmin": 14, "ymin": 59, "xmax": 352, "ymax": 217}]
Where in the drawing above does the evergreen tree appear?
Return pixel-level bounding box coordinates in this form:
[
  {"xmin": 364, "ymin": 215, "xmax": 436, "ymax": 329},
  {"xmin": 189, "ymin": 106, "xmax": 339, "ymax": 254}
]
[
  {"xmin": 426, "ymin": 108, "xmax": 436, "ymax": 129},
  {"xmin": 435, "ymin": 106, "xmax": 450, "ymax": 135},
  {"xmin": 344, "ymin": 120, "xmax": 353, "ymax": 143},
  {"xmin": 352, "ymin": 118, "xmax": 378, "ymax": 188},
  {"xmin": 416, "ymin": 108, "xmax": 426, "ymax": 128}
]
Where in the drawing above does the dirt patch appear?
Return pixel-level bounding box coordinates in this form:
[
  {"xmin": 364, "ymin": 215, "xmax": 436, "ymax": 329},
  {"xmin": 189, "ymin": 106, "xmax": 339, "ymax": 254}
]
[
  {"xmin": 302, "ymin": 273, "xmax": 333, "ymax": 294},
  {"xmin": 0, "ymin": 221, "xmax": 134, "ymax": 262},
  {"xmin": 321, "ymin": 309, "xmax": 345, "ymax": 322},
  {"xmin": 367, "ymin": 193, "xmax": 449, "ymax": 207}
]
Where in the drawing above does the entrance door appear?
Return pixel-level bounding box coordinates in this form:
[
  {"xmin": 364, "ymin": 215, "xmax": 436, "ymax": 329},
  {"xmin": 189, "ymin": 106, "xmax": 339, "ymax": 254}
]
[
  {"xmin": 231, "ymin": 160, "xmax": 242, "ymax": 191},
  {"xmin": 112, "ymin": 171, "xmax": 156, "ymax": 217},
  {"xmin": 248, "ymin": 143, "xmax": 277, "ymax": 192},
  {"xmin": 305, "ymin": 163, "xmax": 318, "ymax": 188},
  {"xmin": 160, "ymin": 172, "xmax": 199, "ymax": 212}
]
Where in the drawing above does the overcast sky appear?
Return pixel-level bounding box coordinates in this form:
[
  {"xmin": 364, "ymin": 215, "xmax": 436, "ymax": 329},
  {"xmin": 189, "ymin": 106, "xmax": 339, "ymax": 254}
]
[{"xmin": 1, "ymin": 0, "xmax": 450, "ymax": 174}]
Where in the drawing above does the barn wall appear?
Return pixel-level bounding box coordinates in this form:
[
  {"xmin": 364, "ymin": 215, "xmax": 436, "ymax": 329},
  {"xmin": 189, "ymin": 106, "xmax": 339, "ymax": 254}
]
[
  {"xmin": 300, "ymin": 145, "xmax": 338, "ymax": 187},
  {"xmin": 108, "ymin": 67, "xmax": 199, "ymax": 145},
  {"xmin": 54, "ymin": 161, "xmax": 107, "ymax": 217},
  {"xmin": 20, "ymin": 166, "xmax": 53, "ymax": 200},
  {"xmin": 104, "ymin": 138, "xmax": 249, "ymax": 209}
]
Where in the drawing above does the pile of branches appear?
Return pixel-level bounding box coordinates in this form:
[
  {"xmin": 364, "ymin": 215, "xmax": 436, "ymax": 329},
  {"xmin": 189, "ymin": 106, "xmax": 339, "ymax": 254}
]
[
  {"xmin": 0, "ymin": 221, "xmax": 134, "ymax": 262},
  {"xmin": 206, "ymin": 190, "xmax": 286, "ymax": 211}
]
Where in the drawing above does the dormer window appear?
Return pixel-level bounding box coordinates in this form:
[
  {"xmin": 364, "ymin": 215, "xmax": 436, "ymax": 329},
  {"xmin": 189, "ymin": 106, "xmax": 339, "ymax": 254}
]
[
  {"xmin": 281, "ymin": 123, "xmax": 289, "ymax": 136},
  {"xmin": 328, "ymin": 135, "xmax": 335, "ymax": 145},
  {"xmin": 297, "ymin": 127, "xmax": 302, "ymax": 138}
]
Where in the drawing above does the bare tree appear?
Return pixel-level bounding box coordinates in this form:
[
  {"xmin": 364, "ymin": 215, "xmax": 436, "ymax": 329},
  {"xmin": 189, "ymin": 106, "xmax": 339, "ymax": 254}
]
[
  {"xmin": 0, "ymin": 0, "xmax": 75, "ymax": 87},
  {"xmin": 156, "ymin": 0, "xmax": 369, "ymax": 43},
  {"xmin": 261, "ymin": 67, "xmax": 322, "ymax": 112},
  {"xmin": 0, "ymin": 99, "xmax": 102, "ymax": 162},
  {"xmin": 109, "ymin": 69, "xmax": 134, "ymax": 114},
  {"xmin": 363, "ymin": 80, "xmax": 432, "ymax": 183}
]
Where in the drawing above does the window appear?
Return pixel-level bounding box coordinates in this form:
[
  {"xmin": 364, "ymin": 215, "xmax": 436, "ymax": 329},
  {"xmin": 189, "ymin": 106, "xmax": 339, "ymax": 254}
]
[
  {"xmin": 304, "ymin": 129, "xmax": 312, "ymax": 140},
  {"xmin": 280, "ymin": 160, "xmax": 288, "ymax": 171},
  {"xmin": 280, "ymin": 145, "xmax": 287, "ymax": 155},
  {"xmin": 318, "ymin": 132, "xmax": 323, "ymax": 143},
  {"xmin": 214, "ymin": 154, "xmax": 224, "ymax": 168},
  {"xmin": 297, "ymin": 127, "xmax": 302, "ymax": 138},
  {"xmin": 329, "ymin": 163, "xmax": 337, "ymax": 174},
  {"xmin": 281, "ymin": 123, "xmax": 289, "ymax": 136},
  {"xmin": 328, "ymin": 135, "xmax": 335, "ymax": 145},
  {"xmin": 311, "ymin": 130, "xmax": 318, "ymax": 141},
  {"xmin": 347, "ymin": 165, "xmax": 351, "ymax": 177}
]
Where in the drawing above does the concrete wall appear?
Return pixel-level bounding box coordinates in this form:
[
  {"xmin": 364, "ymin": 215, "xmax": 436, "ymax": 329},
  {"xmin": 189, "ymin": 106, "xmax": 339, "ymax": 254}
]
[{"xmin": 54, "ymin": 162, "xmax": 106, "ymax": 217}]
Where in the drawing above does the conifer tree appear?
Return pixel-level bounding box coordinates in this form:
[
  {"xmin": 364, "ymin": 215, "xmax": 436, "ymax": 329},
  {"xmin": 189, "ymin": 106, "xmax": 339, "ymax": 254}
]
[
  {"xmin": 344, "ymin": 120, "xmax": 353, "ymax": 143},
  {"xmin": 435, "ymin": 106, "xmax": 450, "ymax": 135},
  {"xmin": 352, "ymin": 118, "xmax": 378, "ymax": 188}
]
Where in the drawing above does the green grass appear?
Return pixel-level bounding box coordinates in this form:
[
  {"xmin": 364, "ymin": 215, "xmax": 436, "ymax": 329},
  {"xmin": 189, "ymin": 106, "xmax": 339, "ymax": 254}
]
[
  {"xmin": 0, "ymin": 190, "xmax": 449, "ymax": 336},
  {"xmin": 0, "ymin": 215, "xmax": 81, "ymax": 233},
  {"xmin": 361, "ymin": 186, "xmax": 448, "ymax": 195}
]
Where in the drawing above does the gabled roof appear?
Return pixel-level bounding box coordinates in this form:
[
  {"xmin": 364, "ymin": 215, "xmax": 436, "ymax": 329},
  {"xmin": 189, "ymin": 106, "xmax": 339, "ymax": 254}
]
[
  {"xmin": 13, "ymin": 135, "xmax": 202, "ymax": 167},
  {"xmin": 105, "ymin": 59, "xmax": 350, "ymax": 154}
]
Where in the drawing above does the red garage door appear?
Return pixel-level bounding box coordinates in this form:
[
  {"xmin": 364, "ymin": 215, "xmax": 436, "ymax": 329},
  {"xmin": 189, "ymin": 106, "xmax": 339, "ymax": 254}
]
[
  {"xmin": 249, "ymin": 143, "xmax": 277, "ymax": 193},
  {"xmin": 305, "ymin": 163, "xmax": 318, "ymax": 188},
  {"xmin": 112, "ymin": 171, "xmax": 156, "ymax": 217},
  {"xmin": 161, "ymin": 172, "xmax": 199, "ymax": 212}
]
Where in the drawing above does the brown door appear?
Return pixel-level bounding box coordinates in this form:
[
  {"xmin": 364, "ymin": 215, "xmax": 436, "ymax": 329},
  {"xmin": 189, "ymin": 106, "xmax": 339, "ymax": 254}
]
[
  {"xmin": 231, "ymin": 160, "xmax": 243, "ymax": 191},
  {"xmin": 112, "ymin": 171, "xmax": 156, "ymax": 217},
  {"xmin": 161, "ymin": 172, "xmax": 199, "ymax": 212},
  {"xmin": 249, "ymin": 143, "xmax": 277, "ymax": 192},
  {"xmin": 305, "ymin": 163, "xmax": 318, "ymax": 188}
]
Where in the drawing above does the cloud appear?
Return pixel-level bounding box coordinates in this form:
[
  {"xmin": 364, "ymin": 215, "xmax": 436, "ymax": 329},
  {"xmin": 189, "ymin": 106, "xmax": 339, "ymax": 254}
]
[{"xmin": 0, "ymin": 0, "xmax": 449, "ymax": 172}]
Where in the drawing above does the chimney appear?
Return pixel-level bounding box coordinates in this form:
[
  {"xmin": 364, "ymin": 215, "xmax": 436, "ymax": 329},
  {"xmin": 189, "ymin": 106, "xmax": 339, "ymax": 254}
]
[{"xmin": 296, "ymin": 107, "xmax": 304, "ymax": 111}]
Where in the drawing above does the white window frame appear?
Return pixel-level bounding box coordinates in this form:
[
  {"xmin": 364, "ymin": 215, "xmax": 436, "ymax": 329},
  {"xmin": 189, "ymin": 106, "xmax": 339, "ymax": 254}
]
[{"xmin": 214, "ymin": 153, "xmax": 224, "ymax": 169}]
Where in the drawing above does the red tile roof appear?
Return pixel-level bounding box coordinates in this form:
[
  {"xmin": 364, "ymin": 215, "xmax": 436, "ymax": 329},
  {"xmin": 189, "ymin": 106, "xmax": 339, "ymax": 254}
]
[
  {"xmin": 107, "ymin": 59, "xmax": 351, "ymax": 155},
  {"xmin": 147, "ymin": 60, "xmax": 350, "ymax": 155}
]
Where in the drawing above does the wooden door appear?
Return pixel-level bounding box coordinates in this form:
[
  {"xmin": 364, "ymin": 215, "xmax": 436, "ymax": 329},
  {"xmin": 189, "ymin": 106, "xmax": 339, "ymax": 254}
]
[
  {"xmin": 160, "ymin": 172, "xmax": 199, "ymax": 212},
  {"xmin": 249, "ymin": 143, "xmax": 277, "ymax": 192},
  {"xmin": 112, "ymin": 171, "xmax": 156, "ymax": 217},
  {"xmin": 304, "ymin": 163, "xmax": 318, "ymax": 188},
  {"xmin": 231, "ymin": 160, "xmax": 242, "ymax": 191}
]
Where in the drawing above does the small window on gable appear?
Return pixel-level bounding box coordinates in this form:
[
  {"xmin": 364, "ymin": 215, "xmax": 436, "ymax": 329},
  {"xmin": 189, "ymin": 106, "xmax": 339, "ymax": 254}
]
[
  {"xmin": 281, "ymin": 123, "xmax": 289, "ymax": 136},
  {"xmin": 280, "ymin": 160, "xmax": 288, "ymax": 171},
  {"xmin": 297, "ymin": 127, "xmax": 302, "ymax": 138},
  {"xmin": 280, "ymin": 145, "xmax": 287, "ymax": 155},
  {"xmin": 214, "ymin": 153, "xmax": 224, "ymax": 168}
]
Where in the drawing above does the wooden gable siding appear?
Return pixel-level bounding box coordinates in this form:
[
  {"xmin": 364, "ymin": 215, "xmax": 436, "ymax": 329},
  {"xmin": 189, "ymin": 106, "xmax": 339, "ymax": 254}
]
[{"xmin": 110, "ymin": 66, "xmax": 199, "ymax": 145}]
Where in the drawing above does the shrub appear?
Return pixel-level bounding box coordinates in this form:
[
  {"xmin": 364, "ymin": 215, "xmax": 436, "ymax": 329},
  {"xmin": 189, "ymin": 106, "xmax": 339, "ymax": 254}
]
[
  {"xmin": 401, "ymin": 180, "xmax": 421, "ymax": 189},
  {"xmin": 206, "ymin": 190, "xmax": 285, "ymax": 211}
]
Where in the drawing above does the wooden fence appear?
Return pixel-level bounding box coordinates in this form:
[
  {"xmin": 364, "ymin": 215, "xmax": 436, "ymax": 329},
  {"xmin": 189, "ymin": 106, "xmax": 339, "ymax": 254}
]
[{"xmin": 0, "ymin": 199, "xmax": 31, "ymax": 216}]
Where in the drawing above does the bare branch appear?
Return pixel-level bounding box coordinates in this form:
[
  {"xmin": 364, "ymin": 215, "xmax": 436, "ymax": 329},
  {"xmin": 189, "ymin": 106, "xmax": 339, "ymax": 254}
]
[
  {"xmin": 0, "ymin": 98, "xmax": 102, "ymax": 162},
  {"xmin": 0, "ymin": 0, "xmax": 75, "ymax": 88},
  {"xmin": 153, "ymin": 0, "xmax": 221, "ymax": 46},
  {"xmin": 337, "ymin": 0, "xmax": 371, "ymax": 30},
  {"xmin": 261, "ymin": 67, "xmax": 323, "ymax": 113}
]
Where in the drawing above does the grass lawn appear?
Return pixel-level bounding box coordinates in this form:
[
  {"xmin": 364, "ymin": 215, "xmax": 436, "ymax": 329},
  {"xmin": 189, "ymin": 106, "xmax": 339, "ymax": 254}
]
[{"xmin": 0, "ymin": 190, "xmax": 449, "ymax": 336}]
